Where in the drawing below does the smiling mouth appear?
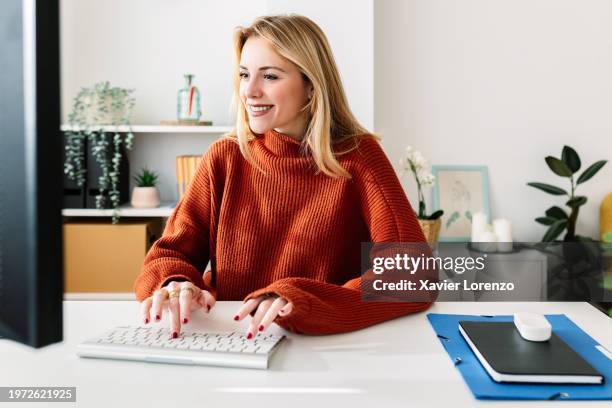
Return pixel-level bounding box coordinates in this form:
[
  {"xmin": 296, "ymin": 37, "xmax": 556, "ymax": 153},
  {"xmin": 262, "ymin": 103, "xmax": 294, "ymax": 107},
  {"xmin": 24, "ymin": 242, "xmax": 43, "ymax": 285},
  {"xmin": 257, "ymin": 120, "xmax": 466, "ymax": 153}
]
[{"xmin": 249, "ymin": 105, "xmax": 274, "ymax": 113}]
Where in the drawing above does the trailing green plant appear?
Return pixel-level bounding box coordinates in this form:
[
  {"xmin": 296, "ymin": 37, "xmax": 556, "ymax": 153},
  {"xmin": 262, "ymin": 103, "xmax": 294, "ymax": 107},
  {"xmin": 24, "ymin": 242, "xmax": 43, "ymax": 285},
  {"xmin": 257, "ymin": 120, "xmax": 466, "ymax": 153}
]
[
  {"xmin": 133, "ymin": 167, "xmax": 159, "ymax": 188},
  {"xmin": 528, "ymin": 145, "xmax": 607, "ymax": 242},
  {"xmin": 399, "ymin": 146, "xmax": 444, "ymax": 220},
  {"xmin": 64, "ymin": 81, "xmax": 135, "ymax": 224}
]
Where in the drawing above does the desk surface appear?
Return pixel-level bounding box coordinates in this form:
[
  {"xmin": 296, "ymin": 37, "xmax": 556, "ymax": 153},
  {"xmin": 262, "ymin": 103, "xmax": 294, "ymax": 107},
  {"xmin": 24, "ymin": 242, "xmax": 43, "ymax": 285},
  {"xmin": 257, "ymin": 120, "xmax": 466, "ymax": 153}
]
[{"xmin": 1, "ymin": 301, "xmax": 610, "ymax": 407}]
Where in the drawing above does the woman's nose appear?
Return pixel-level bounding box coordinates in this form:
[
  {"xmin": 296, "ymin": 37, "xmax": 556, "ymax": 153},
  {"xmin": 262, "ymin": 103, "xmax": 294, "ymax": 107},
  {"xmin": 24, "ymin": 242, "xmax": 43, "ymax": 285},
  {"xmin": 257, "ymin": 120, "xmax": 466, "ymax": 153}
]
[{"xmin": 244, "ymin": 77, "xmax": 263, "ymax": 99}]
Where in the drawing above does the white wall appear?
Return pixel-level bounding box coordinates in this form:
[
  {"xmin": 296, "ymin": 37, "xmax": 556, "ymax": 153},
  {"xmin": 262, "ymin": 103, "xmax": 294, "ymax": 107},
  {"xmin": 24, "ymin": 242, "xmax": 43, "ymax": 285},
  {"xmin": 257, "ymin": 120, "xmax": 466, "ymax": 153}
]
[
  {"xmin": 61, "ymin": 1, "xmax": 612, "ymax": 241},
  {"xmin": 60, "ymin": 0, "xmax": 264, "ymax": 126},
  {"xmin": 60, "ymin": 0, "xmax": 373, "ymax": 201},
  {"xmin": 375, "ymin": 0, "xmax": 612, "ymax": 241},
  {"xmin": 266, "ymin": 0, "xmax": 374, "ymax": 130}
]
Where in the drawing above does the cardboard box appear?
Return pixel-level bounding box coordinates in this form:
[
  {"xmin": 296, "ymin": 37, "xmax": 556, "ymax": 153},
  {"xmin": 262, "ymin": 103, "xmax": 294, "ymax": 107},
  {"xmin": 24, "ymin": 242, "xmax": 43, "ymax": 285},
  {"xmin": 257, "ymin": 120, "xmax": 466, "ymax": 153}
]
[{"xmin": 63, "ymin": 218, "xmax": 163, "ymax": 293}]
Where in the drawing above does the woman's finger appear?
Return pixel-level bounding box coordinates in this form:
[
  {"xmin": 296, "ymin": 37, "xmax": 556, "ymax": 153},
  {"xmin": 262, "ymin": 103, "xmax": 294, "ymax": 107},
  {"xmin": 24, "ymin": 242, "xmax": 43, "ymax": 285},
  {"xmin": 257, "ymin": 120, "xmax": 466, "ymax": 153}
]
[
  {"xmin": 233, "ymin": 297, "xmax": 263, "ymax": 321},
  {"xmin": 193, "ymin": 290, "xmax": 205, "ymax": 309},
  {"xmin": 189, "ymin": 288, "xmax": 214, "ymax": 312},
  {"xmin": 201, "ymin": 290, "xmax": 216, "ymax": 313},
  {"xmin": 258, "ymin": 297, "xmax": 287, "ymax": 332},
  {"xmin": 140, "ymin": 297, "xmax": 153, "ymax": 324},
  {"xmin": 151, "ymin": 288, "xmax": 168, "ymax": 322},
  {"xmin": 166, "ymin": 283, "xmax": 181, "ymax": 339},
  {"xmin": 247, "ymin": 297, "xmax": 274, "ymax": 339},
  {"xmin": 278, "ymin": 302, "xmax": 294, "ymax": 316},
  {"xmin": 178, "ymin": 282, "xmax": 194, "ymax": 324}
]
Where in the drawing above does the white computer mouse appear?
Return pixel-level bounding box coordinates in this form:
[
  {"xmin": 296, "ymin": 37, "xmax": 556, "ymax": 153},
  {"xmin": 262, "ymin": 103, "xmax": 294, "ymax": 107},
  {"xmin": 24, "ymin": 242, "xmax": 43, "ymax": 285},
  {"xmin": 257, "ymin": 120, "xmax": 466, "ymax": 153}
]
[{"xmin": 513, "ymin": 312, "xmax": 552, "ymax": 342}]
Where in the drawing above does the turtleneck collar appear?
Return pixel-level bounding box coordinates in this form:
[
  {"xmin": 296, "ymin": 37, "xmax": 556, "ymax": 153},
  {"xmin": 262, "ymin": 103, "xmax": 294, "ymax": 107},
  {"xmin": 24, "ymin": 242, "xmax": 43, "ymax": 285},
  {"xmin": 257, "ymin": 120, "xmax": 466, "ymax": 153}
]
[{"xmin": 259, "ymin": 129, "xmax": 306, "ymax": 157}]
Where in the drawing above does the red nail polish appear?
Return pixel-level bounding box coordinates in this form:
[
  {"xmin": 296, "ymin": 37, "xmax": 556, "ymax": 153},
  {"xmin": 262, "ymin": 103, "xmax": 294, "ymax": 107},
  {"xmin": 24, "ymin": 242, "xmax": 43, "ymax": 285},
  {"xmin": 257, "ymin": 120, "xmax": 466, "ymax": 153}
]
[
  {"xmin": 144, "ymin": 318, "xmax": 149, "ymax": 324},
  {"xmin": 258, "ymin": 325, "xmax": 265, "ymax": 332},
  {"xmin": 207, "ymin": 305, "xmax": 211, "ymax": 311},
  {"xmin": 233, "ymin": 315, "xmax": 240, "ymax": 321},
  {"xmin": 246, "ymin": 332, "xmax": 253, "ymax": 339},
  {"xmin": 155, "ymin": 315, "xmax": 160, "ymax": 321},
  {"xmin": 172, "ymin": 332, "xmax": 178, "ymax": 339},
  {"xmin": 183, "ymin": 318, "xmax": 188, "ymax": 324}
]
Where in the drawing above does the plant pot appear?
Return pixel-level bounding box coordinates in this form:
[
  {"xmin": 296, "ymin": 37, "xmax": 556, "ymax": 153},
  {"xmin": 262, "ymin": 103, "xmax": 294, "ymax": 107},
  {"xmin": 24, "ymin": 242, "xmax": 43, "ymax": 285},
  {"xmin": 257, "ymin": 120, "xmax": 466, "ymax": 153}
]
[
  {"xmin": 418, "ymin": 218, "xmax": 442, "ymax": 247},
  {"xmin": 544, "ymin": 241, "xmax": 604, "ymax": 301},
  {"xmin": 131, "ymin": 187, "xmax": 160, "ymax": 208}
]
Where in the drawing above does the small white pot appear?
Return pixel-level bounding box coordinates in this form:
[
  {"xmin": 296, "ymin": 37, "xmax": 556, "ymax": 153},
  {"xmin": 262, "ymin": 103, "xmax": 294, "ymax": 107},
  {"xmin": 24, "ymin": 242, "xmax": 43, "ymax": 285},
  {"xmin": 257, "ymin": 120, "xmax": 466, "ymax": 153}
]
[{"xmin": 131, "ymin": 187, "xmax": 161, "ymax": 208}]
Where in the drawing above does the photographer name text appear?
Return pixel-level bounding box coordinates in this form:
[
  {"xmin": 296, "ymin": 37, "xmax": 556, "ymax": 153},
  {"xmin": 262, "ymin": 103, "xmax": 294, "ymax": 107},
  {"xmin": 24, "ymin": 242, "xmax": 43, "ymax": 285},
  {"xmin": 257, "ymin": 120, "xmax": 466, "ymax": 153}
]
[{"xmin": 372, "ymin": 279, "xmax": 515, "ymax": 292}]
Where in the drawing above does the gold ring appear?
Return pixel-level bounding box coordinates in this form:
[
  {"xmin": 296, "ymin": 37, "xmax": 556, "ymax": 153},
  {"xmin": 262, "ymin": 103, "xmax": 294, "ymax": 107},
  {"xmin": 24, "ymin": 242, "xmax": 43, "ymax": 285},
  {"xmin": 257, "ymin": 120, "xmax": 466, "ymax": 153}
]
[
  {"xmin": 168, "ymin": 289, "xmax": 180, "ymax": 299},
  {"xmin": 180, "ymin": 287, "xmax": 197, "ymax": 296}
]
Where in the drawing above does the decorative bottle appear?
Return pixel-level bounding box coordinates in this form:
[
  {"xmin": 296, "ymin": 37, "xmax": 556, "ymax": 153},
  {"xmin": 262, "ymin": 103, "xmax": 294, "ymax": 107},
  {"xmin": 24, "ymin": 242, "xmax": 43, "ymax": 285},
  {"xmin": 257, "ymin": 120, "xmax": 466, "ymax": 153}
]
[{"xmin": 177, "ymin": 74, "xmax": 201, "ymax": 122}]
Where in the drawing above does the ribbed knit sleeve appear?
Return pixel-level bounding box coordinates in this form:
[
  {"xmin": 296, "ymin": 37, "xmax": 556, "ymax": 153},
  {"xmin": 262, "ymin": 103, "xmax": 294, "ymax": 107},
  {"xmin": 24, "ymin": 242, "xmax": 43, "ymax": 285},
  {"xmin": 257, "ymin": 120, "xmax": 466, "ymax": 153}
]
[
  {"xmin": 244, "ymin": 138, "xmax": 436, "ymax": 335},
  {"xmin": 133, "ymin": 148, "xmax": 216, "ymax": 302}
]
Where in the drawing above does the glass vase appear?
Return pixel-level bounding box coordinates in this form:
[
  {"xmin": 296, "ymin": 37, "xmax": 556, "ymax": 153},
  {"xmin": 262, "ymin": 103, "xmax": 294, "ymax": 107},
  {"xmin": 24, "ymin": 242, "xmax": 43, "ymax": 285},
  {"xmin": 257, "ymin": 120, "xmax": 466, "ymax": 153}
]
[{"xmin": 177, "ymin": 74, "xmax": 202, "ymax": 122}]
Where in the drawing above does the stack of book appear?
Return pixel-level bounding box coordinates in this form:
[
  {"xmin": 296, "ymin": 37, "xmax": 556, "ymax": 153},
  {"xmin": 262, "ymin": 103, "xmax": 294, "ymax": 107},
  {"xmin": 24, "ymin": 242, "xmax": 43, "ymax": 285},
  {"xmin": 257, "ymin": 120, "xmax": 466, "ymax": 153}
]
[{"xmin": 176, "ymin": 155, "xmax": 202, "ymax": 199}]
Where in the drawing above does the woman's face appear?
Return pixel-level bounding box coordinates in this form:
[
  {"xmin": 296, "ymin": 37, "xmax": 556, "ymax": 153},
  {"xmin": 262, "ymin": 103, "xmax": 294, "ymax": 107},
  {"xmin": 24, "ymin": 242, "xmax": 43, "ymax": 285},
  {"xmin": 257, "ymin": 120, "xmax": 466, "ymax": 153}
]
[{"xmin": 239, "ymin": 36, "xmax": 312, "ymax": 139}]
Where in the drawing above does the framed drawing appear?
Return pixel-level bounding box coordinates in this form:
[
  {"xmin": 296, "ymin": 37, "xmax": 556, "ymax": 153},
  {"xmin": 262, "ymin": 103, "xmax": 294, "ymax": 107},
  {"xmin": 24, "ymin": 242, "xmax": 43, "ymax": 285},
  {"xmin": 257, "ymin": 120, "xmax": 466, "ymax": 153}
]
[{"xmin": 431, "ymin": 165, "xmax": 490, "ymax": 242}]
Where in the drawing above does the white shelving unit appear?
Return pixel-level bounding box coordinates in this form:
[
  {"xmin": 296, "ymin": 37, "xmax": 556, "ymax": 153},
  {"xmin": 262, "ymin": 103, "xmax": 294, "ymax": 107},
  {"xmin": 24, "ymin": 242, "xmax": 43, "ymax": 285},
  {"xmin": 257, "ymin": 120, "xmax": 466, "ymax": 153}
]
[
  {"xmin": 61, "ymin": 124, "xmax": 231, "ymax": 219},
  {"xmin": 60, "ymin": 124, "xmax": 233, "ymax": 134},
  {"xmin": 62, "ymin": 201, "xmax": 176, "ymax": 218},
  {"xmin": 64, "ymin": 292, "xmax": 136, "ymax": 301}
]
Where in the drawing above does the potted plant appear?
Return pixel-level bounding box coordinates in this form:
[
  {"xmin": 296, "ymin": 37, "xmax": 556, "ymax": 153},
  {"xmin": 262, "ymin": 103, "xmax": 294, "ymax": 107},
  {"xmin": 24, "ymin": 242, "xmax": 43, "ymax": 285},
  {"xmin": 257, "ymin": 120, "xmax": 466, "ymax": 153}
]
[
  {"xmin": 527, "ymin": 145, "xmax": 607, "ymax": 299},
  {"xmin": 131, "ymin": 167, "xmax": 161, "ymax": 208},
  {"xmin": 64, "ymin": 81, "xmax": 135, "ymax": 224},
  {"xmin": 400, "ymin": 146, "xmax": 444, "ymax": 246},
  {"xmin": 528, "ymin": 145, "xmax": 607, "ymax": 242}
]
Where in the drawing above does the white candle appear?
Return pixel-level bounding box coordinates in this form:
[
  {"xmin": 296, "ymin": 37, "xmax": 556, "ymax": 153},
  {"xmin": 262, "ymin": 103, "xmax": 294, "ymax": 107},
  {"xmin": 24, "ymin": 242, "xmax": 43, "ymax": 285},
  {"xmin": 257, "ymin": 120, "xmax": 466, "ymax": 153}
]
[
  {"xmin": 471, "ymin": 212, "xmax": 488, "ymax": 242},
  {"xmin": 493, "ymin": 218, "xmax": 513, "ymax": 252},
  {"xmin": 478, "ymin": 230, "xmax": 498, "ymax": 252}
]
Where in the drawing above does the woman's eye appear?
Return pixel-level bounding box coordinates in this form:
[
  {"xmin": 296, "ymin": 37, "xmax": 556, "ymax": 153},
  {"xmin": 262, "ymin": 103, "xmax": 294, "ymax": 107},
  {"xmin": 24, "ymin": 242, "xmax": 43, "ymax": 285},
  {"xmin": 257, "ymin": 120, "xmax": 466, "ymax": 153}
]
[
  {"xmin": 263, "ymin": 74, "xmax": 278, "ymax": 80},
  {"xmin": 239, "ymin": 72, "xmax": 248, "ymax": 79}
]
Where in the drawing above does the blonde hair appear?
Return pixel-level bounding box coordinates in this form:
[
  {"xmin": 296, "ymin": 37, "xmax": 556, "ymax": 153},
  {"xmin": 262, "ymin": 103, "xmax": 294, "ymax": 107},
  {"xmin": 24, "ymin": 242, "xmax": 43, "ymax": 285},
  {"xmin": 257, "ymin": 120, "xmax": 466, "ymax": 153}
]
[{"xmin": 228, "ymin": 14, "xmax": 373, "ymax": 178}]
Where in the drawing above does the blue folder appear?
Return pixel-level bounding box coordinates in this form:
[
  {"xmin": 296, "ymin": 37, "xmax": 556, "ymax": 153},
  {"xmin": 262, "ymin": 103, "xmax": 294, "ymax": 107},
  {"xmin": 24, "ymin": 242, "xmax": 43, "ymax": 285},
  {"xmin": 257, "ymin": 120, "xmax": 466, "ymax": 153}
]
[{"xmin": 427, "ymin": 313, "xmax": 612, "ymax": 400}]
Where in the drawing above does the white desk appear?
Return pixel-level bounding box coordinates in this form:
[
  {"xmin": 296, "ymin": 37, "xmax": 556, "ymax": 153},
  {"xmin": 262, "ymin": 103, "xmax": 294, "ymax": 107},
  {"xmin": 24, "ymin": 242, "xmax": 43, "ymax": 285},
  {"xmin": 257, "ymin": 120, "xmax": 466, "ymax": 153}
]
[{"xmin": 1, "ymin": 301, "xmax": 610, "ymax": 407}]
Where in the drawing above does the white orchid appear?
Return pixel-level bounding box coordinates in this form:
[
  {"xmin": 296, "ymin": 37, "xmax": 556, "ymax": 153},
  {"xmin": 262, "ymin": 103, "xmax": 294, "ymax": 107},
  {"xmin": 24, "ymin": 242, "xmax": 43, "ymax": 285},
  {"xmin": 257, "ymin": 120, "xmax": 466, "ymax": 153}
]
[
  {"xmin": 421, "ymin": 173, "xmax": 436, "ymax": 186},
  {"xmin": 399, "ymin": 146, "xmax": 442, "ymax": 220},
  {"xmin": 411, "ymin": 151, "xmax": 428, "ymax": 171},
  {"xmin": 401, "ymin": 148, "xmax": 428, "ymax": 171}
]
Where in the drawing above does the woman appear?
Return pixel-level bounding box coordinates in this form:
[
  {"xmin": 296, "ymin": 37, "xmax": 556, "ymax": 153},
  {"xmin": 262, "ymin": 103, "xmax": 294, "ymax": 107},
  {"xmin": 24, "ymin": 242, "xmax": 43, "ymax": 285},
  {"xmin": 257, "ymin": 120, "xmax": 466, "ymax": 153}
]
[{"xmin": 134, "ymin": 14, "xmax": 433, "ymax": 340}]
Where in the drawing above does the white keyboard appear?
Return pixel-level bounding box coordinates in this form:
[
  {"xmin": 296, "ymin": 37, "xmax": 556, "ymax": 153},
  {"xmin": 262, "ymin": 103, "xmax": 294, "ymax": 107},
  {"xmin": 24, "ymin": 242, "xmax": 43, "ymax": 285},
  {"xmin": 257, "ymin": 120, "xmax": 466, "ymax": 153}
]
[{"xmin": 77, "ymin": 325, "xmax": 285, "ymax": 370}]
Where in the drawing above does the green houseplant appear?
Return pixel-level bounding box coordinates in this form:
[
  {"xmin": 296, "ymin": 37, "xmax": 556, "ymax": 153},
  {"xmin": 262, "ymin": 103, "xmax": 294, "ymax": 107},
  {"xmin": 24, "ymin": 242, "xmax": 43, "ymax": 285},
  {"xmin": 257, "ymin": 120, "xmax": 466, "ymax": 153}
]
[
  {"xmin": 133, "ymin": 167, "xmax": 159, "ymax": 187},
  {"xmin": 131, "ymin": 167, "xmax": 161, "ymax": 209},
  {"xmin": 64, "ymin": 81, "xmax": 135, "ymax": 224},
  {"xmin": 400, "ymin": 146, "xmax": 444, "ymax": 246},
  {"xmin": 527, "ymin": 145, "xmax": 607, "ymax": 242},
  {"xmin": 528, "ymin": 145, "xmax": 607, "ymax": 300}
]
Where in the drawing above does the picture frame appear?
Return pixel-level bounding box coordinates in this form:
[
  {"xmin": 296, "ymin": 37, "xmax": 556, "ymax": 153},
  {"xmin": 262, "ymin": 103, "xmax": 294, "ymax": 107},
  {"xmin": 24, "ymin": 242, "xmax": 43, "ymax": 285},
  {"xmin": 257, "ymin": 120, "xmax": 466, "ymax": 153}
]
[{"xmin": 431, "ymin": 165, "xmax": 490, "ymax": 242}]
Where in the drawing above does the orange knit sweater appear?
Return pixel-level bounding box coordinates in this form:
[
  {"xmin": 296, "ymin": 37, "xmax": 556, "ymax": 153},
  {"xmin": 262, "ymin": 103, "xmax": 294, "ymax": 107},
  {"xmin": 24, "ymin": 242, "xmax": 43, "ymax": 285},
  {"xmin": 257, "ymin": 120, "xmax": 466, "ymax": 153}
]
[{"xmin": 134, "ymin": 129, "xmax": 434, "ymax": 335}]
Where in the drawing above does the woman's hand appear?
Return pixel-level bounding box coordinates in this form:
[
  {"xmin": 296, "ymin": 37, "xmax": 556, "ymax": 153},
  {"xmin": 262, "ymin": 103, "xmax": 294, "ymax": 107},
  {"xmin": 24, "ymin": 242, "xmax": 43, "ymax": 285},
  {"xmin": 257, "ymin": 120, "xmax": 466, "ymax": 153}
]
[
  {"xmin": 140, "ymin": 281, "xmax": 216, "ymax": 339},
  {"xmin": 233, "ymin": 295, "xmax": 294, "ymax": 339}
]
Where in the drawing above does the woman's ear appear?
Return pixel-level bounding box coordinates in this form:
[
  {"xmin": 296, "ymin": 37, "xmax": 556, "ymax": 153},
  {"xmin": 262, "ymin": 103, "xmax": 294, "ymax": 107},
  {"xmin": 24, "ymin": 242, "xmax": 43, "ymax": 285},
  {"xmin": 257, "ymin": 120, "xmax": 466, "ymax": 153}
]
[{"xmin": 301, "ymin": 74, "xmax": 314, "ymax": 99}]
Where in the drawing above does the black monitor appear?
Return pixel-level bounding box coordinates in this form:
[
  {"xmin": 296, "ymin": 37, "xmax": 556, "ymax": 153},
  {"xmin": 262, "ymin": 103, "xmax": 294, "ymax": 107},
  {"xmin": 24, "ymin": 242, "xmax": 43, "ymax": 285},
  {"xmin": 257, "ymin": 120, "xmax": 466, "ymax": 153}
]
[{"xmin": 0, "ymin": 0, "xmax": 63, "ymax": 347}]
